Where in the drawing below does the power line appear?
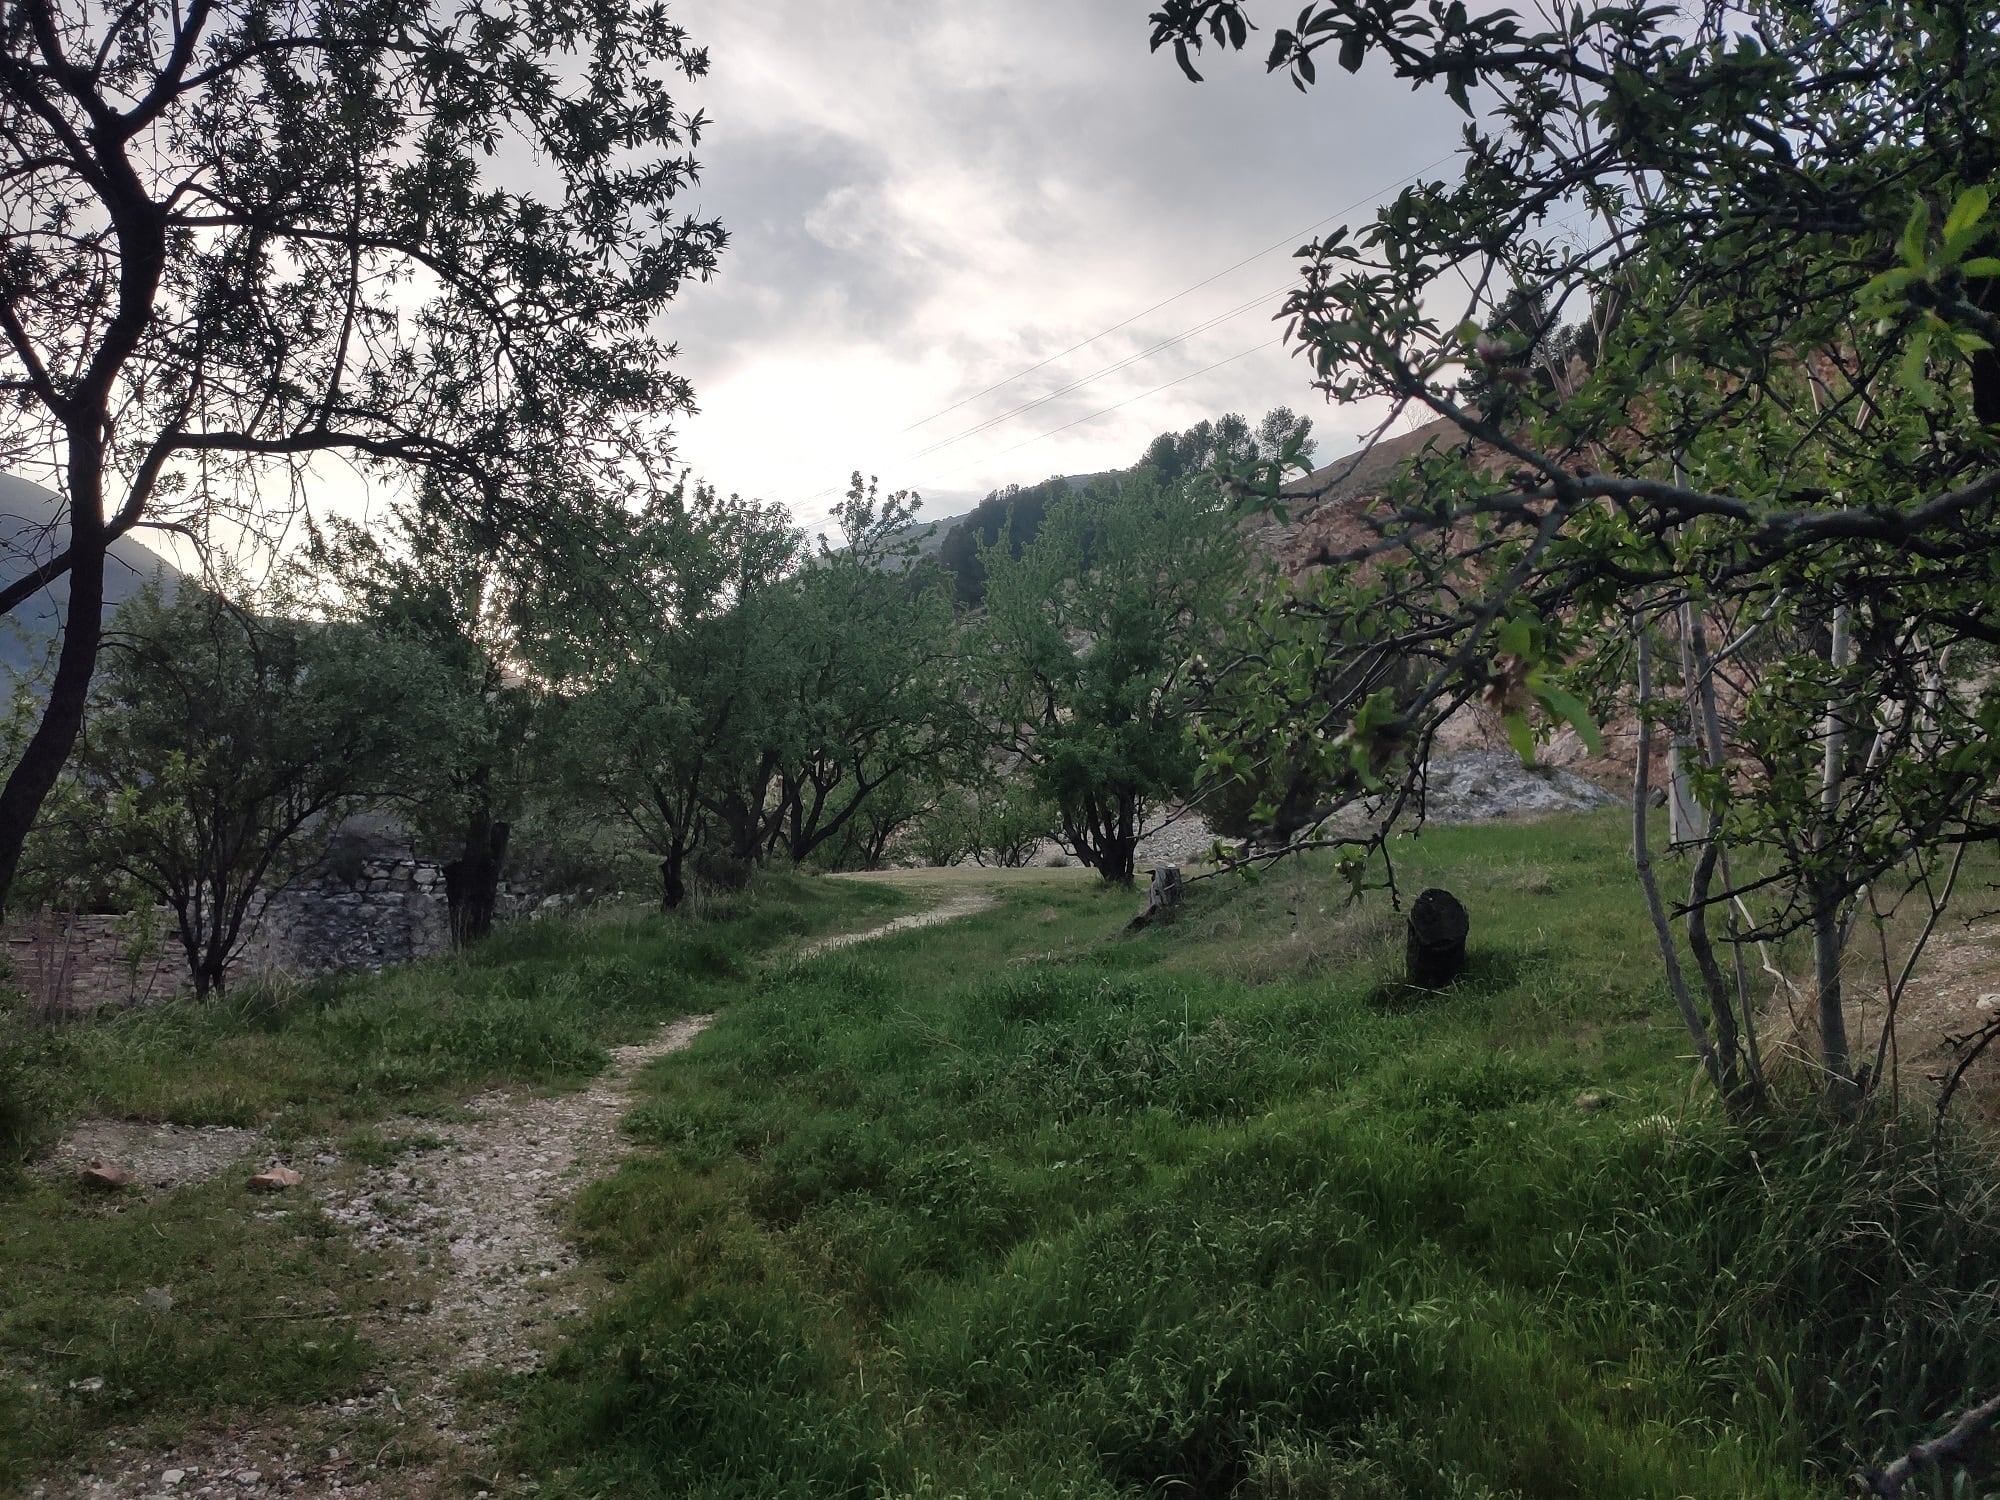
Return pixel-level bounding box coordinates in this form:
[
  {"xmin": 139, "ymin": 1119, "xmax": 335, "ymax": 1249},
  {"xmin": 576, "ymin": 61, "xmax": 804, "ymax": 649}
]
[{"xmin": 897, "ymin": 154, "xmax": 1454, "ymax": 437}]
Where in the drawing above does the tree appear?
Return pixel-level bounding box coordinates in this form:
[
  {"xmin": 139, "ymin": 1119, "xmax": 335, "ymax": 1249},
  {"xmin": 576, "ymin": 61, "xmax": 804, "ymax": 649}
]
[
  {"xmin": 937, "ymin": 477, "xmax": 1067, "ymax": 606},
  {"xmin": 558, "ymin": 482, "xmax": 799, "ymax": 911},
  {"xmin": 72, "ymin": 580, "xmax": 437, "ymax": 996},
  {"xmin": 764, "ymin": 477, "xmax": 980, "ymax": 866},
  {"xmin": 1137, "ymin": 405, "xmax": 1317, "ymax": 486},
  {"xmin": 299, "ymin": 476, "xmax": 602, "ymax": 946},
  {"xmin": 0, "ymin": 0, "xmax": 725, "ymax": 907},
  {"xmin": 982, "ymin": 470, "xmax": 1246, "ymax": 884},
  {"xmin": 1150, "ymin": 0, "xmax": 2000, "ymax": 1115}
]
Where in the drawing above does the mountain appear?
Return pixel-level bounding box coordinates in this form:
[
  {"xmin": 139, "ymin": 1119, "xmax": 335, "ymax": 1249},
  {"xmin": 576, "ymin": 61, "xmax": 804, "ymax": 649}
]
[{"xmin": 0, "ymin": 474, "xmax": 186, "ymax": 677}]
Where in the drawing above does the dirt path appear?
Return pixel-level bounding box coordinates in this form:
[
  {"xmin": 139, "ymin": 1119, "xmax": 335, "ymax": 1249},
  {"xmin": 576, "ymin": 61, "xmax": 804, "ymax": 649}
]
[
  {"xmin": 798, "ymin": 890, "xmax": 996, "ymax": 956},
  {"xmin": 44, "ymin": 895, "xmax": 996, "ymax": 1500}
]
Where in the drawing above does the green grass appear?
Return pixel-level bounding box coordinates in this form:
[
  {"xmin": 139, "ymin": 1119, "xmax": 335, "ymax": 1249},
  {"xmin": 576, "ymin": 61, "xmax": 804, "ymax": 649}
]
[
  {"xmin": 10, "ymin": 827, "xmax": 2000, "ymax": 1497},
  {"xmin": 0, "ymin": 1174, "xmax": 394, "ymax": 1489},
  {"xmin": 2, "ymin": 873, "xmax": 906, "ymax": 1144},
  {"xmin": 0, "ymin": 871, "xmax": 906, "ymax": 1490},
  {"xmin": 497, "ymin": 816, "xmax": 2000, "ymax": 1498}
]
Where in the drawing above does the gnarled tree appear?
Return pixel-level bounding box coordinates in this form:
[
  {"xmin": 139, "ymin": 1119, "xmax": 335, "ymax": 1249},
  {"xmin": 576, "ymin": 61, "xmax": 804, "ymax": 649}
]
[{"xmin": 0, "ymin": 0, "xmax": 724, "ymax": 905}]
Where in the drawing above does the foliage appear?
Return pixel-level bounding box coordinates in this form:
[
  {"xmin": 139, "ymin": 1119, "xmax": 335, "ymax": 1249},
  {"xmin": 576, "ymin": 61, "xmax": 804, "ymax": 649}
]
[
  {"xmin": 936, "ymin": 476, "xmax": 1071, "ymax": 607},
  {"xmin": 981, "ymin": 470, "xmax": 1248, "ymax": 883},
  {"xmin": 1152, "ymin": 0, "xmax": 2000, "ymax": 1110},
  {"xmin": 63, "ymin": 582, "xmax": 442, "ymax": 997},
  {"xmin": 763, "ymin": 479, "xmax": 981, "ymax": 867},
  {"xmin": 937, "ymin": 407, "xmax": 1316, "ymax": 605},
  {"xmin": 556, "ymin": 481, "xmax": 802, "ymax": 910},
  {"xmin": 1138, "ymin": 404, "xmax": 1317, "ymax": 486},
  {"xmin": 561, "ymin": 475, "xmax": 975, "ymax": 902},
  {"xmin": 0, "ymin": 0, "xmax": 725, "ymax": 905},
  {"xmin": 967, "ymin": 777, "xmax": 1058, "ymax": 868},
  {"xmin": 298, "ymin": 476, "xmax": 606, "ymax": 945}
]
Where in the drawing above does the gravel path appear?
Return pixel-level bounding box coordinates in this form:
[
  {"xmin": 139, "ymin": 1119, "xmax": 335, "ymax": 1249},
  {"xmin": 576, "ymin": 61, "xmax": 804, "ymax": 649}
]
[
  {"xmin": 798, "ymin": 891, "xmax": 996, "ymax": 955},
  {"xmin": 42, "ymin": 897, "xmax": 993, "ymax": 1500}
]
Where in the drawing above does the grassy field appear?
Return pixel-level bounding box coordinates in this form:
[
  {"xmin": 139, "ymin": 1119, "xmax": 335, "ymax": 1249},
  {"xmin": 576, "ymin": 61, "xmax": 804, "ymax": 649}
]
[
  {"xmin": 6, "ymin": 820, "xmax": 2000, "ymax": 1497},
  {"xmin": 0, "ymin": 874, "xmax": 906, "ymax": 1491},
  {"xmin": 497, "ymin": 814, "xmax": 2000, "ymax": 1498}
]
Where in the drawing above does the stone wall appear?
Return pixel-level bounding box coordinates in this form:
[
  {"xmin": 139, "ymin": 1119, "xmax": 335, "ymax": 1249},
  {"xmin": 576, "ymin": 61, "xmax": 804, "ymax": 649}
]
[
  {"xmin": 1, "ymin": 908, "xmax": 188, "ymax": 1015},
  {"xmin": 240, "ymin": 855, "xmax": 546, "ymax": 978},
  {"xmin": 4, "ymin": 855, "xmax": 552, "ymax": 1012}
]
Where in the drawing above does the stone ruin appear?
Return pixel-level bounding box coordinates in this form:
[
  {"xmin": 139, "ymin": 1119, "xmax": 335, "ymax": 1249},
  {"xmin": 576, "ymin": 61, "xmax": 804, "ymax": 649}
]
[{"xmin": 5, "ymin": 851, "xmax": 553, "ymax": 1013}]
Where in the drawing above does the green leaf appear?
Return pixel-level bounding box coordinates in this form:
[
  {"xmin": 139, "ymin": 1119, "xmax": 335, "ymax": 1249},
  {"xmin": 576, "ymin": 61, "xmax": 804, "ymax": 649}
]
[
  {"xmin": 1534, "ymin": 684, "xmax": 1604, "ymax": 756},
  {"xmin": 1944, "ymin": 185, "xmax": 1990, "ymax": 245},
  {"xmin": 1899, "ymin": 329, "xmax": 1938, "ymax": 406},
  {"xmin": 1859, "ymin": 266, "xmax": 1917, "ymax": 300},
  {"xmin": 1495, "ymin": 617, "xmax": 1536, "ymax": 658},
  {"xmin": 1962, "ymin": 256, "xmax": 2000, "ymax": 278},
  {"xmin": 1502, "ymin": 710, "xmax": 1536, "ymax": 766},
  {"xmin": 1900, "ymin": 199, "xmax": 1932, "ymax": 269}
]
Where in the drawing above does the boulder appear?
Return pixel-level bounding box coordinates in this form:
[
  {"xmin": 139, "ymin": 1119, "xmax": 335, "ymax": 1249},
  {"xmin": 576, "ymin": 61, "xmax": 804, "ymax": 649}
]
[
  {"xmin": 78, "ymin": 1159, "xmax": 132, "ymax": 1191},
  {"xmin": 1405, "ymin": 887, "xmax": 1469, "ymax": 988}
]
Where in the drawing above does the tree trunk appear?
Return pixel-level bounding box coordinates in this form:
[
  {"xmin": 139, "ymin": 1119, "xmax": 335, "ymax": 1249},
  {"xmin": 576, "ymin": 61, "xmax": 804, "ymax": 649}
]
[
  {"xmin": 443, "ymin": 813, "xmax": 511, "ymax": 948},
  {"xmin": 0, "ymin": 514, "xmax": 107, "ymax": 911},
  {"xmin": 1816, "ymin": 604, "xmax": 1857, "ymax": 1113},
  {"xmin": 0, "ymin": 151, "xmax": 171, "ymax": 912},
  {"xmin": 194, "ymin": 953, "xmax": 226, "ymax": 1000},
  {"xmin": 1099, "ymin": 793, "xmax": 1138, "ymax": 885},
  {"xmin": 660, "ymin": 850, "xmax": 687, "ymax": 912}
]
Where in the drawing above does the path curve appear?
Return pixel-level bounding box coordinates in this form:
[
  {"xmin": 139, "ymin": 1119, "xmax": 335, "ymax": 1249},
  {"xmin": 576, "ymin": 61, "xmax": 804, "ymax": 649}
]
[
  {"xmin": 797, "ymin": 890, "xmax": 996, "ymax": 957},
  {"xmin": 51, "ymin": 892, "xmax": 998, "ymax": 1499}
]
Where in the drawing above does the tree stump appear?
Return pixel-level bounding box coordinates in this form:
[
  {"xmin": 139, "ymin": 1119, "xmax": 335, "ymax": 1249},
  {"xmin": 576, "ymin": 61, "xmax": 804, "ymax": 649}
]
[
  {"xmin": 1128, "ymin": 864, "xmax": 1184, "ymax": 929},
  {"xmin": 1405, "ymin": 887, "xmax": 1469, "ymax": 988}
]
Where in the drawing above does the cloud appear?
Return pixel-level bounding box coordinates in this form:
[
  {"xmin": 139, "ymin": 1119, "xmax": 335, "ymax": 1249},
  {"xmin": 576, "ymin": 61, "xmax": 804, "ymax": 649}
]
[{"xmin": 660, "ymin": 1, "xmax": 1466, "ymax": 526}]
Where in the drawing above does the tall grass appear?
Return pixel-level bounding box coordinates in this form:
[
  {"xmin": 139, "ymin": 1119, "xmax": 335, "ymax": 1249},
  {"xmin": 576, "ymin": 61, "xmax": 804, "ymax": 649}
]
[
  {"xmin": 0, "ymin": 871, "xmax": 904, "ymax": 1488},
  {"xmin": 1, "ymin": 872, "xmax": 904, "ymax": 1148},
  {"xmin": 505, "ymin": 817, "xmax": 2000, "ymax": 1498}
]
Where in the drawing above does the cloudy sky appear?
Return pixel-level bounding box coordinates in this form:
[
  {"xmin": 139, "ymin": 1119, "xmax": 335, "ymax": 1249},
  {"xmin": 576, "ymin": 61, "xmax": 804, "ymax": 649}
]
[{"xmin": 655, "ymin": 2, "xmax": 1467, "ymax": 532}]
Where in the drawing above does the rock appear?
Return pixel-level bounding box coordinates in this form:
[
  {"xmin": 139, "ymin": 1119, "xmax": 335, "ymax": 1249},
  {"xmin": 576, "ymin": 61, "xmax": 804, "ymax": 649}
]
[
  {"xmin": 1405, "ymin": 887, "xmax": 1470, "ymax": 988},
  {"xmin": 162, "ymin": 1470, "xmax": 186, "ymax": 1486},
  {"xmin": 233, "ymin": 1469, "xmax": 262, "ymax": 1486},
  {"xmin": 1978, "ymin": 993, "xmax": 2000, "ymax": 1013},
  {"xmin": 247, "ymin": 1166, "xmax": 303, "ymax": 1192},
  {"xmin": 1418, "ymin": 750, "xmax": 1623, "ymax": 823},
  {"xmin": 1574, "ymin": 1090, "xmax": 1607, "ymax": 1111},
  {"xmin": 142, "ymin": 1286, "xmax": 175, "ymax": 1312},
  {"xmin": 78, "ymin": 1159, "xmax": 132, "ymax": 1191}
]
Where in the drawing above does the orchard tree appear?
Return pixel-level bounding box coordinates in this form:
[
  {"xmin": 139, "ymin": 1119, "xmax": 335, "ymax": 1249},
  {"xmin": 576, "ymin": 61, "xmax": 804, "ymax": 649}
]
[
  {"xmin": 559, "ymin": 482, "xmax": 799, "ymax": 911},
  {"xmin": 1151, "ymin": 0, "xmax": 2000, "ymax": 1117},
  {"xmin": 982, "ymin": 470, "xmax": 1247, "ymax": 884},
  {"xmin": 297, "ymin": 475, "xmax": 617, "ymax": 946},
  {"xmin": 74, "ymin": 580, "xmax": 441, "ymax": 997},
  {"xmin": 765, "ymin": 477, "xmax": 980, "ymax": 866},
  {"xmin": 0, "ymin": 0, "xmax": 725, "ymax": 907}
]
